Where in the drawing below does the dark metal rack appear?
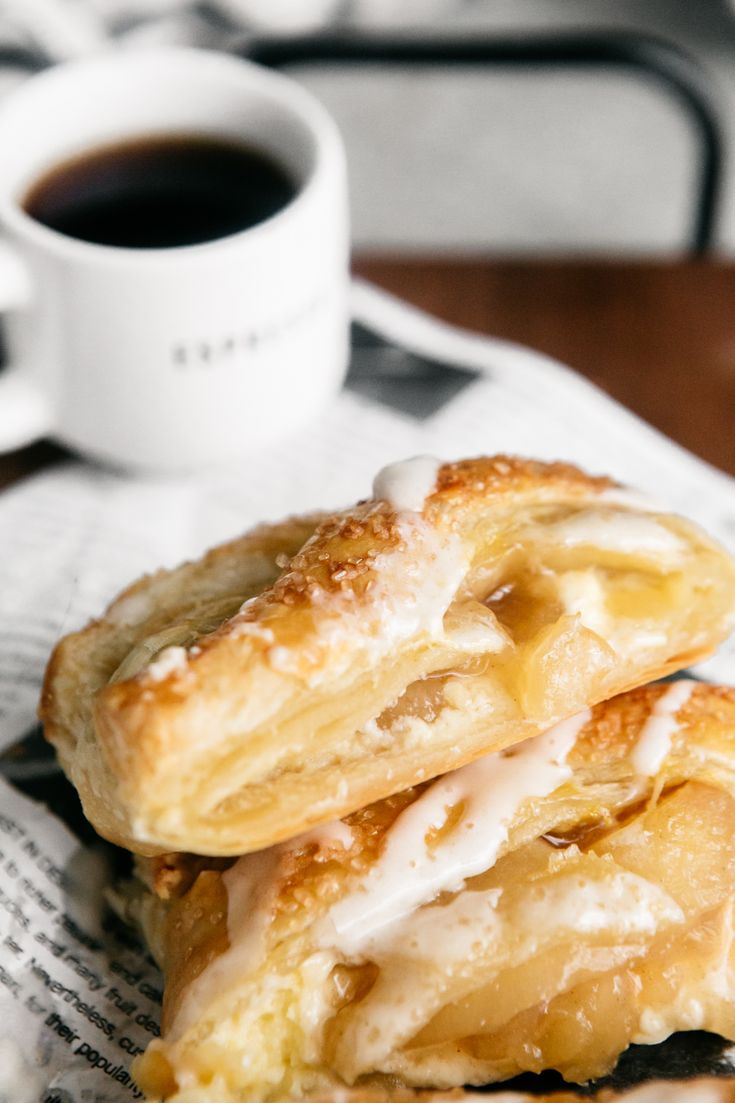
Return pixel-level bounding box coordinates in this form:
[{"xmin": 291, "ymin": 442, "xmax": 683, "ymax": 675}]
[
  {"xmin": 0, "ymin": 30, "xmax": 723, "ymax": 254},
  {"xmin": 241, "ymin": 31, "xmax": 724, "ymax": 255}
]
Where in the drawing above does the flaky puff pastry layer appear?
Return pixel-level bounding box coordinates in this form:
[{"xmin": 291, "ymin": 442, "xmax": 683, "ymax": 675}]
[
  {"xmin": 41, "ymin": 513, "xmax": 323, "ymax": 851},
  {"xmin": 42, "ymin": 456, "xmax": 735, "ymax": 856},
  {"xmin": 131, "ymin": 683, "xmax": 735, "ymax": 1103}
]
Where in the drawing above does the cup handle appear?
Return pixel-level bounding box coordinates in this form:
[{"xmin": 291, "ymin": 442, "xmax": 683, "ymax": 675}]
[{"xmin": 0, "ymin": 240, "xmax": 52, "ymax": 452}]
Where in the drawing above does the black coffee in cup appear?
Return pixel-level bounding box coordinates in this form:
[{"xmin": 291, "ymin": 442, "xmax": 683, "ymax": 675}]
[{"xmin": 23, "ymin": 134, "xmax": 297, "ymax": 249}]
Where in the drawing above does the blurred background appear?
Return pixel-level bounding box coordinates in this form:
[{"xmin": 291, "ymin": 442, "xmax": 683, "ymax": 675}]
[
  {"xmin": 1, "ymin": 0, "xmax": 734, "ymax": 255},
  {"xmin": 0, "ymin": 0, "xmax": 733, "ymax": 481}
]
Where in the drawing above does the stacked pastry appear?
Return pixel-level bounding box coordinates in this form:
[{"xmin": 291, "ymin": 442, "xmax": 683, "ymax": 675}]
[{"xmin": 41, "ymin": 456, "xmax": 735, "ymax": 1103}]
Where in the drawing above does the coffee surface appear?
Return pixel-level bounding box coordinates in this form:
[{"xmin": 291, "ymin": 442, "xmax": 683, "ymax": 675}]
[{"xmin": 23, "ymin": 134, "xmax": 297, "ymax": 248}]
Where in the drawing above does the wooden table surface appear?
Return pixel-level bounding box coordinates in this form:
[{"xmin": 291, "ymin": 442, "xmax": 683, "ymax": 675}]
[
  {"xmin": 355, "ymin": 258, "xmax": 735, "ymax": 478},
  {"xmin": 2, "ymin": 258, "xmax": 734, "ymax": 489}
]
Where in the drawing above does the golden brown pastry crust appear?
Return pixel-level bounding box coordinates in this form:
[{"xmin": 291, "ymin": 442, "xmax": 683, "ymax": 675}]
[
  {"xmin": 132, "ymin": 684, "xmax": 735, "ymax": 1103},
  {"xmin": 40, "ymin": 513, "xmax": 323, "ymax": 849},
  {"xmin": 42, "ymin": 456, "xmax": 735, "ymax": 856}
]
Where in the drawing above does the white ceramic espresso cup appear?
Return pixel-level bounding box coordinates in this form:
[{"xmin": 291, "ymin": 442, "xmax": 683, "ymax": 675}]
[{"xmin": 0, "ymin": 47, "xmax": 349, "ymax": 471}]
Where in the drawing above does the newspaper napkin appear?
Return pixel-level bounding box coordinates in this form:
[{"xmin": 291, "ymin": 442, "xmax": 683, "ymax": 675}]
[{"xmin": 2, "ymin": 281, "xmax": 735, "ymax": 1101}]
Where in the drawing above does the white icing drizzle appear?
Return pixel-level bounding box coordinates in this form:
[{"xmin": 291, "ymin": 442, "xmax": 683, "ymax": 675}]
[
  {"xmin": 169, "ymin": 848, "xmax": 281, "ymax": 1042},
  {"xmin": 519, "ymin": 869, "xmax": 683, "ymax": 940},
  {"xmin": 631, "ymin": 680, "xmax": 695, "ymax": 776},
  {"xmin": 368, "ymin": 516, "xmax": 466, "ymax": 643},
  {"xmin": 144, "ymin": 644, "xmax": 188, "ymax": 682},
  {"xmin": 546, "ymin": 510, "xmax": 685, "ymax": 559},
  {"xmin": 333, "ymin": 861, "xmax": 683, "ymax": 1077},
  {"xmin": 322, "ymin": 711, "xmax": 590, "ymax": 954},
  {"xmin": 263, "ymin": 516, "xmax": 468, "ymax": 685},
  {"xmin": 169, "ymin": 819, "xmax": 356, "ymax": 1042},
  {"xmin": 375, "ymin": 866, "xmax": 679, "ymax": 966},
  {"xmin": 372, "ymin": 455, "xmax": 441, "ymax": 513}
]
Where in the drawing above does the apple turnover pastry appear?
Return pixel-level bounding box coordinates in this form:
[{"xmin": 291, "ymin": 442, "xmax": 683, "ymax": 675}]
[
  {"xmin": 41, "ymin": 455, "xmax": 735, "ymax": 855},
  {"xmin": 132, "ymin": 682, "xmax": 735, "ymax": 1102}
]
